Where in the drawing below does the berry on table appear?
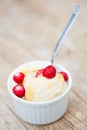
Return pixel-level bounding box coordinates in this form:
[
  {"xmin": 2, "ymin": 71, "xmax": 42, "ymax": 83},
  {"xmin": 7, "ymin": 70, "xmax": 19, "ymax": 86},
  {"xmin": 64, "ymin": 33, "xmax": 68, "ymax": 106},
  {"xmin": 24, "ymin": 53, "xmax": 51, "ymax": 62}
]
[
  {"xmin": 13, "ymin": 72, "xmax": 25, "ymax": 83},
  {"xmin": 13, "ymin": 85, "xmax": 25, "ymax": 98},
  {"xmin": 59, "ymin": 72, "xmax": 68, "ymax": 81},
  {"xmin": 42, "ymin": 65, "xmax": 56, "ymax": 79}
]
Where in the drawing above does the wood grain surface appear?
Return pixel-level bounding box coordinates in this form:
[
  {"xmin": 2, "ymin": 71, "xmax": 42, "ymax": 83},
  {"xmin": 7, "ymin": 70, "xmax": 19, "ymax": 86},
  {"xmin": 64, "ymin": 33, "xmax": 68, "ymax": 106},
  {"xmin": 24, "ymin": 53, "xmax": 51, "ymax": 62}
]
[{"xmin": 0, "ymin": 0, "xmax": 87, "ymax": 130}]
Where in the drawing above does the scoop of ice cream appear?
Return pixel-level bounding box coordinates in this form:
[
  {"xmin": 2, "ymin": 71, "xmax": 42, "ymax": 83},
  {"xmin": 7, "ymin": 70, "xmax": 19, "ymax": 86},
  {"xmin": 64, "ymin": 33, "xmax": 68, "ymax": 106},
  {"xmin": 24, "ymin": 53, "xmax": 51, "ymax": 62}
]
[{"xmin": 23, "ymin": 69, "xmax": 67, "ymax": 102}]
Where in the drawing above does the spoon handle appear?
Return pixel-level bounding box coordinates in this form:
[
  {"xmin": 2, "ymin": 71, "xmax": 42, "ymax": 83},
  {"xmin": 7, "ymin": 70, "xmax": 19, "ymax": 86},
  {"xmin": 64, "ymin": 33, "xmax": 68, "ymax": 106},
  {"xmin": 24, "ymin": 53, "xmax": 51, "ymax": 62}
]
[{"xmin": 51, "ymin": 5, "xmax": 80, "ymax": 64}]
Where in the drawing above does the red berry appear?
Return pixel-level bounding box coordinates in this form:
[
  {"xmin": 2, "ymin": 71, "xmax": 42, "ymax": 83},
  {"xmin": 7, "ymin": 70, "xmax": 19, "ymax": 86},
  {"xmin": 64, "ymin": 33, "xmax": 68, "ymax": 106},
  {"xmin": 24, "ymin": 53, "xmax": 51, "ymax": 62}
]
[
  {"xmin": 59, "ymin": 72, "xmax": 68, "ymax": 81},
  {"xmin": 42, "ymin": 65, "xmax": 56, "ymax": 79},
  {"xmin": 13, "ymin": 85, "xmax": 25, "ymax": 98},
  {"xmin": 36, "ymin": 69, "xmax": 43, "ymax": 77},
  {"xmin": 13, "ymin": 72, "xmax": 25, "ymax": 83}
]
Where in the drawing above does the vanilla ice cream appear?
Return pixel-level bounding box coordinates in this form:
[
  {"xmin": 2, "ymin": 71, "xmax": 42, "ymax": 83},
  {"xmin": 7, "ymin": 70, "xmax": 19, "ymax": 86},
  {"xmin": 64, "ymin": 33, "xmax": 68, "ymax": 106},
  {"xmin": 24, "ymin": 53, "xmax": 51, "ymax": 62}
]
[{"xmin": 23, "ymin": 68, "xmax": 67, "ymax": 102}]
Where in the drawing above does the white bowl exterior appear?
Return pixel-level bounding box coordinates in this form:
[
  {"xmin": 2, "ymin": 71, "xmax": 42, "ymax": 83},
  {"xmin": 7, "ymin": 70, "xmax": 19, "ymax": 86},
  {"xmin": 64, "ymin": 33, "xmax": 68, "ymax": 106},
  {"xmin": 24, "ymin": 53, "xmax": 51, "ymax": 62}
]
[
  {"xmin": 7, "ymin": 61, "xmax": 72, "ymax": 124},
  {"xmin": 12, "ymin": 92, "xmax": 69, "ymax": 124}
]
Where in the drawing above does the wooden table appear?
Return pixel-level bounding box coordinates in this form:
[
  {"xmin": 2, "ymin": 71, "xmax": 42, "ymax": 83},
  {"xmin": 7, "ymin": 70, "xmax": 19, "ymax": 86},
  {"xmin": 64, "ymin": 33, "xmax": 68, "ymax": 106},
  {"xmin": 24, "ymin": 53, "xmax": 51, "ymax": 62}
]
[{"xmin": 0, "ymin": 0, "xmax": 87, "ymax": 129}]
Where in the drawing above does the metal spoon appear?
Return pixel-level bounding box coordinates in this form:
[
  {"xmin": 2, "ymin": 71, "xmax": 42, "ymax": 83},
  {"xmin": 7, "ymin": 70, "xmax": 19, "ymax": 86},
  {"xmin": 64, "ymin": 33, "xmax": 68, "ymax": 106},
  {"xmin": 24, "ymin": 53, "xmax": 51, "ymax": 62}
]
[{"xmin": 51, "ymin": 5, "xmax": 80, "ymax": 64}]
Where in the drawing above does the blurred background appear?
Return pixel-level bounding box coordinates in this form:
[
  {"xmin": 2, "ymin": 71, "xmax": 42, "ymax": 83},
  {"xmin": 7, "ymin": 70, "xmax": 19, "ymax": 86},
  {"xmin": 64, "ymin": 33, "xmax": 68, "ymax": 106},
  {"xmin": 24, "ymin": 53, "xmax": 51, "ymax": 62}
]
[
  {"xmin": 0, "ymin": 0, "xmax": 87, "ymax": 87},
  {"xmin": 0, "ymin": 0, "xmax": 87, "ymax": 129}
]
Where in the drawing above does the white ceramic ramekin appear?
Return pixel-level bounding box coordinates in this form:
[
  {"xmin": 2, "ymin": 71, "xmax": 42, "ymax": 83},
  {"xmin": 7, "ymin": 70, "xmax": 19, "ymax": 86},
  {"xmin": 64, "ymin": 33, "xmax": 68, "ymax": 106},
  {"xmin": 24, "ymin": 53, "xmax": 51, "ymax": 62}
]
[{"xmin": 7, "ymin": 61, "xmax": 72, "ymax": 125}]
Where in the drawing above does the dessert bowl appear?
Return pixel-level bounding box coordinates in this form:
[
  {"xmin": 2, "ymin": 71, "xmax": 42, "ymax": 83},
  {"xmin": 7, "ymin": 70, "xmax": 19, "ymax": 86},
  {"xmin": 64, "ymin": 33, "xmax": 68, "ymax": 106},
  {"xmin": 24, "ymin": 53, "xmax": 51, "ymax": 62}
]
[{"xmin": 7, "ymin": 61, "xmax": 72, "ymax": 125}]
